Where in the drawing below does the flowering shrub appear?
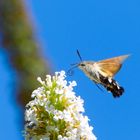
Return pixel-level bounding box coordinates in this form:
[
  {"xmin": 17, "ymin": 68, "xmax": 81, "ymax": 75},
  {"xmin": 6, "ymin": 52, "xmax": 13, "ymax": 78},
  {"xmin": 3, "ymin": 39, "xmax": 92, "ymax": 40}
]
[{"xmin": 24, "ymin": 71, "xmax": 96, "ymax": 140}]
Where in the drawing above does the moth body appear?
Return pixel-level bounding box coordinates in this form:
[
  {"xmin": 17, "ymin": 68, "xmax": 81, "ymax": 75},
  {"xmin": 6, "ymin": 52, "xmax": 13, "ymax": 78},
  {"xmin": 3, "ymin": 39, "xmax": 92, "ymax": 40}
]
[
  {"xmin": 77, "ymin": 54, "xmax": 129, "ymax": 98},
  {"xmin": 69, "ymin": 50, "xmax": 130, "ymax": 98}
]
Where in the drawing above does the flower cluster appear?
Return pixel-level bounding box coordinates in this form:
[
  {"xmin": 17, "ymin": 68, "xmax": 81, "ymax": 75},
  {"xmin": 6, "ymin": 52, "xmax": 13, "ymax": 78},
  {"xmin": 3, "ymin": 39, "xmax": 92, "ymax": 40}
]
[{"xmin": 24, "ymin": 71, "xmax": 96, "ymax": 140}]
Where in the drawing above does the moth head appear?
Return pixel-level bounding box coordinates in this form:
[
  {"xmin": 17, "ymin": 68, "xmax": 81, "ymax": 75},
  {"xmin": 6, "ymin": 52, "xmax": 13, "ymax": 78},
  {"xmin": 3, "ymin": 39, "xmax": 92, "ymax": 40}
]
[
  {"xmin": 78, "ymin": 61, "xmax": 87, "ymax": 69},
  {"xmin": 67, "ymin": 50, "xmax": 95, "ymax": 75},
  {"xmin": 78, "ymin": 61, "xmax": 95, "ymax": 72}
]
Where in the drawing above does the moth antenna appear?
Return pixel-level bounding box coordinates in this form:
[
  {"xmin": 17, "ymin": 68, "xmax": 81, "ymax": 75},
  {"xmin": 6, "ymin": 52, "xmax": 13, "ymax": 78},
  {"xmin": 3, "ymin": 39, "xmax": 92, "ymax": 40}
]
[
  {"xmin": 77, "ymin": 49, "xmax": 83, "ymax": 61},
  {"xmin": 67, "ymin": 50, "xmax": 82, "ymax": 76}
]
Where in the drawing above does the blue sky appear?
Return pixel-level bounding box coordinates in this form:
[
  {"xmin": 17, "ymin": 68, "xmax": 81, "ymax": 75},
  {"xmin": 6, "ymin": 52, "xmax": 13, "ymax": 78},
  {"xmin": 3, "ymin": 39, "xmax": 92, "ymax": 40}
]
[{"xmin": 0, "ymin": 0, "xmax": 140, "ymax": 139}]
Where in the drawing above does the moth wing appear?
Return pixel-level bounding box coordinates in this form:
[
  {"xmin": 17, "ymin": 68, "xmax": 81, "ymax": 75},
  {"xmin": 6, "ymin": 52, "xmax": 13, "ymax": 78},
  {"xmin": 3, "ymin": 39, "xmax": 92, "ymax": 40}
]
[{"xmin": 95, "ymin": 55, "xmax": 130, "ymax": 77}]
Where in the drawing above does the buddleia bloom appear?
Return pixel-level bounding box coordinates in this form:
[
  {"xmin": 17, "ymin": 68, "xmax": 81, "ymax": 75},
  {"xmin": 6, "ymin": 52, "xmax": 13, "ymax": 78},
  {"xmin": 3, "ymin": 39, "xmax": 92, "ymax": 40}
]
[{"xmin": 24, "ymin": 71, "xmax": 97, "ymax": 140}]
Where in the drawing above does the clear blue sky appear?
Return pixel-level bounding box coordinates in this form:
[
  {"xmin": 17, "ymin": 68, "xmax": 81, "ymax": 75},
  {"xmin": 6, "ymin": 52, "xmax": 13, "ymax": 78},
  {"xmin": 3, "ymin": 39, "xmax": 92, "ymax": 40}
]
[{"xmin": 0, "ymin": 0, "xmax": 140, "ymax": 139}]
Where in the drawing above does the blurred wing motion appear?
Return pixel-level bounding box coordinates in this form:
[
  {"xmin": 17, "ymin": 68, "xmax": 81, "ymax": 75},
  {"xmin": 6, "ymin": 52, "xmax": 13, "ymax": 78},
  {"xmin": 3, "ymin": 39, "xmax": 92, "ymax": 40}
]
[{"xmin": 95, "ymin": 55, "xmax": 130, "ymax": 77}]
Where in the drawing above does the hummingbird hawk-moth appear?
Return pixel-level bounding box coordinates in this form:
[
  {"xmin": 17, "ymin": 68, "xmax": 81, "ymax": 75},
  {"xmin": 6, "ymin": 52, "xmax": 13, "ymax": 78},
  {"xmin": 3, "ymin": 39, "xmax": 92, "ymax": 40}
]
[{"xmin": 68, "ymin": 50, "xmax": 130, "ymax": 98}]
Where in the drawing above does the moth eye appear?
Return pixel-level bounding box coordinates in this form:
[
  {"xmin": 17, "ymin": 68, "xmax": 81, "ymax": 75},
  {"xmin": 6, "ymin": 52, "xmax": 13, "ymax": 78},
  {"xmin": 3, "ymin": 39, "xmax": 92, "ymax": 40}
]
[{"xmin": 80, "ymin": 63, "xmax": 85, "ymax": 66}]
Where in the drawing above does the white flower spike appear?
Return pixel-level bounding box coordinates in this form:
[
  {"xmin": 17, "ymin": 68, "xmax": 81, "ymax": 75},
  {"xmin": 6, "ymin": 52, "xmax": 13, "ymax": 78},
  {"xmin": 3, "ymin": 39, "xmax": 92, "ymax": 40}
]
[{"xmin": 24, "ymin": 71, "xmax": 96, "ymax": 140}]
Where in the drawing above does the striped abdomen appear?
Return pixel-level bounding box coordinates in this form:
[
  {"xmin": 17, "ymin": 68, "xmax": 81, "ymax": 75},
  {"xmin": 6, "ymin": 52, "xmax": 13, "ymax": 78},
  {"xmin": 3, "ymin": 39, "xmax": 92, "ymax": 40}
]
[{"xmin": 99, "ymin": 75, "xmax": 124, "ymax": 98}]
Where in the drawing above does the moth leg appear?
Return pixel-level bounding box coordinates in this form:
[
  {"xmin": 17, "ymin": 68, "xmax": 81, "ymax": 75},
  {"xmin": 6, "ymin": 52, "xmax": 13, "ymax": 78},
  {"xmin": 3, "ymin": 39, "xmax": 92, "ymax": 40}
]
[{"xmin": 93, "ymin": 81, "xmax": 104, "ymax": 92}]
